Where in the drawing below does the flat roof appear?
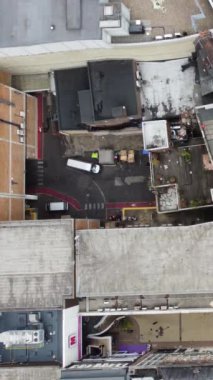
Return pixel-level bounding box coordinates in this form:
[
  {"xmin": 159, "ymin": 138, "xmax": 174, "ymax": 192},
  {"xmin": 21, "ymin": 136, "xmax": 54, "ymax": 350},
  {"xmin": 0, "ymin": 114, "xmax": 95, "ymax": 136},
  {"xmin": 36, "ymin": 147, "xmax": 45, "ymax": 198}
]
[
  {"xmin": 55, "ymin": 67, "xmax": 89, "ymax": 131},
  {"xmin": 61, "ymin": 368, "xmax": 127, "ymax": 379},
  {"xmin": 0, "ymin": 219, "xmax": 74, "ymax": 309},
  {"xmin": 0, "ymin": 310, "xmax": 62, "ymax": 364},
  {"xmin": 160, "ymin": 367, "xmax": 213, "ymax": 380},
  {"xmin": 0, "ymin": 366, "xmax": 60, "ymax": 380},
  {"xmin": 55, "ymin": 60, "xmax": 141, "ymax": 131},
  {"xmin": 76, "ymin": 223, "xmax": 213, "ymax": 297},
  {"xmin": 142, "ymin": 120, "xmax": 169, "ymax": 150},
  {"xmin": 197, "ymin": 54, "xmax": 213, "ymax": 96},
  {"xmin": 151, "ymin": 143, "xmax": 213, "ymax": 212},
  {"xmin": 139, "ymin": 59, "xmax": 196, "ymax": 119},
  {"xmin": 196, "ymin": 104, "xmax": 213, "ymax": 162},
  {"xmin": 0, "ymin": 83, "xmax": 37, "ymax": 221},
  {"xmin": 0, "ymin": 0, "xmax": 101, "ymax": 48},
  {"xmin": 88, "ymin": 60, "xmax": 139, "ymax": 120},
  {"xmin": 194, "ymin": 32, "xmax": 213, "ymax": 96}
]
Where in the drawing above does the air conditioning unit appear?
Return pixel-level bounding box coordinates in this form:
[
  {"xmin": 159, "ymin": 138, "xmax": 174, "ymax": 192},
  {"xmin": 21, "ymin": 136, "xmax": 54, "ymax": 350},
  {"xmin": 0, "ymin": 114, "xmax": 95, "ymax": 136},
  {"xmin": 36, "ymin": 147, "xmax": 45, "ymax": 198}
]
[
  {"xmin": 28, "ymin": 312, "xmax": 40, "ymax": 324},
  {"xmin": 17, "ymin": 129, "xmax": 24, "ymax": 136},
  {"xmin": 129, "ymin": 20, "xmax": 145, "ymax": 34},
  {"xmin": 104, "ymin": 5, "xmax": 114, "ymax": 16},
  {"xmin": 136, "ymin": 80, "xmax": 141, "ymax": 88}
]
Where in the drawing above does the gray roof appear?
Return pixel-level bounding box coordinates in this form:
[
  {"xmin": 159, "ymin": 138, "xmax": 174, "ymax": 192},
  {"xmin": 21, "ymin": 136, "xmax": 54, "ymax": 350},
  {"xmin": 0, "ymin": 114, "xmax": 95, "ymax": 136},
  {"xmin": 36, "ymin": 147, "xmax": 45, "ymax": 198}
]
[
  {"xmin": 0, "ymin": 366, "xmax": 60, "ymax": 380},
  {"xmin": 0, "ymin": 219, "xmax": 74, "ymax": 309},
  {"xmin": 197, "ymin": 54, "xmax": 213, "ymax": 96},
  {"xmin": 160, "ymin": 367, "xmax": 213, "ymax": 380},
  {"xmin": 0, "ymin": 0, "xmax": 101, "ymax": 48},
  {"xmin": 76, "ymin": 223, "xmax": 213, "ymax": 297},
  {"xmin": 139, "ymin": 59, "xmax": 196, "ymax": 119},
  {"xmin": 196, "ymin": 105, "xmax": 213, "ymax": 162},
  {"xmin": 61, "ymin": 368, "xmax": 127, "ymax": 379}
]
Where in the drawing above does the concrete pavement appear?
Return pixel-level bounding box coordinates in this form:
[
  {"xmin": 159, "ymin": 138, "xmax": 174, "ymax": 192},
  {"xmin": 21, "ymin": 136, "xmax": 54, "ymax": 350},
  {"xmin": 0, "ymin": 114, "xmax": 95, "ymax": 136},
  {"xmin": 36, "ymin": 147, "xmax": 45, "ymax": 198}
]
[
  {"xmin": 0, "ymin": 35, "xmax": 197, "ymax": 75},
  {"xmin": 134, "ymin": 312, "xmax": 213, "ymax": 343}
]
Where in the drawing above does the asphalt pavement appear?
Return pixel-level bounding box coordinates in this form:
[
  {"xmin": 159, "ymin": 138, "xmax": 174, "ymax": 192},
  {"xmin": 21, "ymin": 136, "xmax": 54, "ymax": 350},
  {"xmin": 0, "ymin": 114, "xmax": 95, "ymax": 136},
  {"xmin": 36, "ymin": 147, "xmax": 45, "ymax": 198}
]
[{"xmin": 36, "ymin": 128, "xmax": 154, "ymax": 219}]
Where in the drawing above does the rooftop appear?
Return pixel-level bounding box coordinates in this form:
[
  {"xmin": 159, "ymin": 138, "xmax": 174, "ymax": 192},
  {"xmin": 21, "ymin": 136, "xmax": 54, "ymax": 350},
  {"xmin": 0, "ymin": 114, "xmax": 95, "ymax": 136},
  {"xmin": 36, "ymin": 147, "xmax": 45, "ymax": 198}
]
[
  {"xmin": 123, "ymin": 0, "xmax": 213, "ymax": 36},
  {"xmin": 139, "ymin": 59, "xmax": 196, "ymax": 119},
  {"xmin": 196, "ymin": 103, "xmax": 213, "ymax": 164},
  {"xmin": 142, "ymin": 120, "xmax": 169, "ymax": 151},
  {"xmin": 0, "ymin": 366, "xmax": 60, "ymax": 380},
  {"xmin": 0, "ymin": 310, "xmax": 62, "ymax": 364},
  {"xmin": 132, "ymin": 348, "xmax": 213, "ymax": 379},
  {"xmin": 61, "ymin": 367, "xmax": 128, "ymax": 379},
  {"xmin": 54, "ymin": 67, "xmax": 89, "ymax": 131},
  {"xmin": 150, "ymin": 142, "xmax": 213, "ymax": 212},
  {"xmin": 0, "ymin": 0, "xmax": 101, "ymax": 48},
  {"xmin": 195, "ymin": 31, "xmax": 213, "ymax": 96},
  {"xmin": 87, "ymin": 60, "xmax": 140, "ymax": 121},
  {"xmin": 0, "ymin": 219, "xmax": 74, "ymax": 309},
  {"xmin": 76, "ymin": 222, "xmax": 213, "ymax": 298},
  {"xmin": 0, "ymin": 82, "xmax": 37, "ymax": 221},
  {"xmin": 134, "ymin": 348, "xmax": 213, "ymax": 369},
  {"xmin": 160, "ymin": 367, "xmax": 213, "ymax": 380},
  {"xmin": 54, "ymin": 59, "xmax": 141, "ymax": 131}
]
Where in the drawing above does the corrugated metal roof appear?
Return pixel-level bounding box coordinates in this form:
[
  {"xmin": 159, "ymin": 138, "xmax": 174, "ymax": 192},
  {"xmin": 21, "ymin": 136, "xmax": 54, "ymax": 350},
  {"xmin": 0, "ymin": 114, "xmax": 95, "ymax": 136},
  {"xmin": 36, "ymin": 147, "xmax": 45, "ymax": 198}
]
[{"xmin": 160, "ymin": 366, "xmax": 213, "ymax": 379}]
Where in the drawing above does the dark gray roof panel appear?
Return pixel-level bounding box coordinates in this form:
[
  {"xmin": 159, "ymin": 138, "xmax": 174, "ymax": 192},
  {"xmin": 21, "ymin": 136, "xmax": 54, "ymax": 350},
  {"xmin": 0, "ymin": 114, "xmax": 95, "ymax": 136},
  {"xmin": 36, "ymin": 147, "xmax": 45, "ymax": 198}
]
[{"xmin": 55, "ymin": 67, "xmax": 89, "ymax": 131}]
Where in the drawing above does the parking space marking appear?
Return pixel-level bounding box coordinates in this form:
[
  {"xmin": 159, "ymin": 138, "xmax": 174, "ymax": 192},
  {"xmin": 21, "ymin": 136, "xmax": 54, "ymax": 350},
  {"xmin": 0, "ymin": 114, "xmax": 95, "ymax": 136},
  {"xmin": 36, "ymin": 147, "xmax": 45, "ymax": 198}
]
[{"xmin": 84, "ymin": 202, "xmax": 105, "ymax": 211}]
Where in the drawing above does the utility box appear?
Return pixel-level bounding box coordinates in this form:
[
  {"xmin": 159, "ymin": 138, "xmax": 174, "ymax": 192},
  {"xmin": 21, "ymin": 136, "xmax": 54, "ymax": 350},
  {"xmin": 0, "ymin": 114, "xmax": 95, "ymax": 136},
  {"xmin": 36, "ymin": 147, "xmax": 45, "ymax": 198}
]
[
  {"xmin": 129, "ymin": 20, "xmax": 145, "ymax": 34},
  {"xmin": 99, "ymin": 149, "xmax": 115, "ymax": 165}
]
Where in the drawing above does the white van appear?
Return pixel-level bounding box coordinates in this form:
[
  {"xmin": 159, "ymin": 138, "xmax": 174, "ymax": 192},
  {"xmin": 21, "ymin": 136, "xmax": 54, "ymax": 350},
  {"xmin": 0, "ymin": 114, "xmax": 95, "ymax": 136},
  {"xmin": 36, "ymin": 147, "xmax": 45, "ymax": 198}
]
[
  {"xmin": 46, "ymin": 202, "xmax": 69, "ymax": 212},
  {"xmin": 67, "ymin": 158, "xmax": 101, "ymax": 174}
]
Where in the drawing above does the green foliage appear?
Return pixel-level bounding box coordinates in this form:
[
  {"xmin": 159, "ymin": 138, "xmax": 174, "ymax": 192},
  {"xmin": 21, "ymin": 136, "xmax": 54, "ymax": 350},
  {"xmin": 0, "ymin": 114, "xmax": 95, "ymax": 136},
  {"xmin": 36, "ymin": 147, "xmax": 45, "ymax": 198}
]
[
  {"xmin": 180, "ymin": 149, "xmax": 191, "ymax": 163},
  {"xmin": 119, "ymin": 318, "xmax": 134, "ymax": 331},
  {"xmin": 189, "ymin": 199, "xmax": 200, "ymax": 207}
]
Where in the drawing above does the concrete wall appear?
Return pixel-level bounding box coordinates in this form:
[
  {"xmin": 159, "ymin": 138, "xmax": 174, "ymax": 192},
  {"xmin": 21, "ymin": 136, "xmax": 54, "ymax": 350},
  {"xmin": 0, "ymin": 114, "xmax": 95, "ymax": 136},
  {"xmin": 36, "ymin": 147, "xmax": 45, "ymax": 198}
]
[{"xmin": 62, "ymin": 305, "xmax": 82, "ymax": 367}]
